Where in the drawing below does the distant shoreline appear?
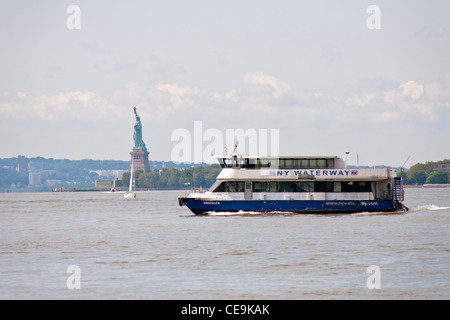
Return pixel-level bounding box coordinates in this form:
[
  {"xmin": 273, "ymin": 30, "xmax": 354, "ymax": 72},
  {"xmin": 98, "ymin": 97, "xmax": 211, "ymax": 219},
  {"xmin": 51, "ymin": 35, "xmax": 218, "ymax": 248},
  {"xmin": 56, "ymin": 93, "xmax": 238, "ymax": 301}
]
[
  {"xmin": 52, "ymin": 187, "xmax": 187, "ymax": 192},
  {"xmin": 404, "ymin": 184, "xmax": 450, "ymax": 188},
  {"xmin": 2, "ymin": 185, "xmax": 449, "ymax": 193}
]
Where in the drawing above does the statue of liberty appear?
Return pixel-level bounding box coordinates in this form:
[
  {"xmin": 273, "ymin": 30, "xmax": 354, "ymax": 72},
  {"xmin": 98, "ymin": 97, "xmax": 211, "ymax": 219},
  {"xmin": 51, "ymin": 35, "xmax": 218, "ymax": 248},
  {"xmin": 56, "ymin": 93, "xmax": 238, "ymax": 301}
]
[{"xmin": 133, "ymin": 106, "xmax": 146, "ymax": 149}]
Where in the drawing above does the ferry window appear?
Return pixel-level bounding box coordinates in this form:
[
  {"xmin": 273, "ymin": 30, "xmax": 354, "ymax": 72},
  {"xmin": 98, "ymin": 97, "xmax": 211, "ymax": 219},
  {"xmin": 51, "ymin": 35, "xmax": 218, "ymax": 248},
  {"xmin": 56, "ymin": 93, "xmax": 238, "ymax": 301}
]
[
  {"xmin": 296, "ymin": 181, "xmax": 313, "ymax": 192},
  {"xmin": 267, "ymin": 181, "xmax": 277, "ymax": 192},
  {"xmin": 289, "ymin": 181, "xmax": 297, "ymax": 191},
  {"xmin": 246, "ymin": 158, "xmax": 257, "ymax": 168},
  {"xmin": 341, "ymin": 182, "xmax": 352, "ymax": 192},
  {"xmin": 224, "ymin": 159, "xmax": 233, "ymax": 168},
  {"xmin": 341, "ymin": 181, "xmax": 355, "ymax": 192},
  {"xmin": 285, "ymin": 159, "xmax": 294, "ymax": 169},
  {"xmin": 253, "ymin": 181, "xmax": 263, "ymax": 192},
  {"xmin": 261, "ymin": 182, "xmax": 268, "ymax": 192},
  {"xmin": 259, "ymin": 159, "xmax": 271, "ymax": 168},
  {"xmin": 228, "ymin": 181, "xmax": 244, "ymax": 192},
  {"xmin": 292, "ymin": 182, "xmax": 303, "ymax": 192},
  {"xmin": 334, "ymin": 182, "xmax": 341, "ymax": 192},
  {"xmin": 233, "ymin": 158, "xmax": 245, "ymax": 168},
  {"xmin": 301, "ymin": 159, "xmax": 309, "ymax": 168},
  {"xmin": 314, "ymin": 182, "xmax": 326, "ymax": 192},
  {"xmin": 213, "ymin": 182, "xmax": 224, "ymax": 192},
  {"xmin": 358, "ymin": 181, "xmax": 371, "ymax": 192},
  {"xmin": 317, "ymin": 159, "xmax": 327, "ymax": 169},
  {"xmin": 341, "ymin": 181, "xmax": 372, "ymax": 192},
  {"xmin": 309, "ymin": 159, "xmax": 318, "ymax": 168},
  {"xmin": 279, "ymin": 159, "xmax": 286, "ymax": 169},
  {"xmin": 218, "ymin": 182, "xmax": 230, "ymax": 192},
  {"xmin": 270, "ymin": 159, "xmax": 279, "ymax": 169},
  {"xmin": 279, "ymin": 182, "xmax": 294, "ymax": 192},
  {"xmin": 294, "ymin": 160, "xmax": 302, "ymax": 168},
  {"xmin": 327, "ymin": 159, "xmax": 334, "ymax": 168},
  {"xmin": 325, "ymin": 182, "xmax": 334, "ymax": 192},
  {"xmin": 231, "ymin": 156, "xmax": 239, "ymax": 168}
]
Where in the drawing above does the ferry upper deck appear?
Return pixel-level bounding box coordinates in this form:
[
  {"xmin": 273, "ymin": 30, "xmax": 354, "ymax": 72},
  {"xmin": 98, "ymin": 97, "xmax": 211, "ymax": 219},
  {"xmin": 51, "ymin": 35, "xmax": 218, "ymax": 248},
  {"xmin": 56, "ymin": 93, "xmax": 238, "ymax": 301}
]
[
  {"xmin": 213, "ymin": 155, "xmax": 398, "ymax": 182},
  {"xmin": 215, "ymin": 155, "xmax": 345, "ymax": 170}
]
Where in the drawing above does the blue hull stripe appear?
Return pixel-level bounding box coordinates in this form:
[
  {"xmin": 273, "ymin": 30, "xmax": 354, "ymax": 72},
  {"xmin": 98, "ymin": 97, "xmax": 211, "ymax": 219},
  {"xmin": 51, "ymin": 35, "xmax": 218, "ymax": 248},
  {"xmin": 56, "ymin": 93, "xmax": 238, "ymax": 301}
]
[{"xmin": 181, "ymin": 199, "xmax": 397, "ymax": 215}]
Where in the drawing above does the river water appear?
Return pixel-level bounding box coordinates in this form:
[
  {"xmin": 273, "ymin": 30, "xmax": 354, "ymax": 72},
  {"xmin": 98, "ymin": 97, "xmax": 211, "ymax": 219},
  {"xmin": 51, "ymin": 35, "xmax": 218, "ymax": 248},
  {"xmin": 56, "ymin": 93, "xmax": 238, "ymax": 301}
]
[{"xmin": 0, "ymin": 188, "xmax": 449, "ymax": 299}]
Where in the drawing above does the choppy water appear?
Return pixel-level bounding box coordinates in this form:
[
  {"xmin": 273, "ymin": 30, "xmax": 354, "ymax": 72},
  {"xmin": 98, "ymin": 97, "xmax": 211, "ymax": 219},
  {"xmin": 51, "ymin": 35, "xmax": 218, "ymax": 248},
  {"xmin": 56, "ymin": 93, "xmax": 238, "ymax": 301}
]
[{"xmin": 0, "ymin": 188, "xmax": 449, "ymax": 299}]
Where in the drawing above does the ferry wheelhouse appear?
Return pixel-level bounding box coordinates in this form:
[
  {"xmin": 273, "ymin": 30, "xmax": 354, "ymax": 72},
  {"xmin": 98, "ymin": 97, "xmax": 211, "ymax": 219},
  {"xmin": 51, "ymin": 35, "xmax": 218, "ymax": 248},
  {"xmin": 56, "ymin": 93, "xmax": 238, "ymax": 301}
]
[{"xmin": 178, "ymin": 155, "xmax": 408, "ymax": 215}]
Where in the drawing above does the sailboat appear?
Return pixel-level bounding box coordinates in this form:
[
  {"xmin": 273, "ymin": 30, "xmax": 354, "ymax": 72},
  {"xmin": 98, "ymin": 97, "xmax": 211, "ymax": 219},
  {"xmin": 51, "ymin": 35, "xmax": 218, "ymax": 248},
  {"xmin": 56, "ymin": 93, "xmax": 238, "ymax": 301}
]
[{"xmin": 124, "ymin": 159, "xmax": 136, "ymax": 199}]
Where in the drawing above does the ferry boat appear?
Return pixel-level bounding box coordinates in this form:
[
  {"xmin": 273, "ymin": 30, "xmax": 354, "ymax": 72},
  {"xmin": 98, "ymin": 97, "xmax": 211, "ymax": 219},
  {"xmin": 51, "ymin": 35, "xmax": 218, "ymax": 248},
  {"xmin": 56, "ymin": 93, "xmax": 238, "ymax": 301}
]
[{"xmin": 178, "ymin": 154, "xmax": 408, "ymax": 215}]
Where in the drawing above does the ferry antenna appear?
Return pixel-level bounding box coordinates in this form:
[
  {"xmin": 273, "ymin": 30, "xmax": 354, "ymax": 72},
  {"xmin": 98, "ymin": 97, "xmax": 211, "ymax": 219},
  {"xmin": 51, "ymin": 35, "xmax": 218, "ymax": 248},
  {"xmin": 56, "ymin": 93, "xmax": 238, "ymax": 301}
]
[
  {"xmin": 400, "ymin": 156, "xmax": 411, "ymax": 178},
  {"xmin": 401, "ymin": 156, "xmax": 411, "ymax": 168}
]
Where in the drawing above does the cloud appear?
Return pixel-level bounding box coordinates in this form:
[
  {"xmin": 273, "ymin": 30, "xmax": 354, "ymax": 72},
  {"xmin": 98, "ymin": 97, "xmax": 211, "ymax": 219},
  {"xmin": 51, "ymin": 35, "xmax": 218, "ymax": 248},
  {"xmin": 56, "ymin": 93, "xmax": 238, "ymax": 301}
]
[
  {"xmin": 425, "ymin": 76, "xmax": 450, "ymax": 104},
  {"xmin": 315, "ymin": 78, "xmax": 450, "ymax": 125},
  {"xmin": 3, "ymin": 76, "xmax": 448, "ymax": 128},
  {"xmin": 0, "ymin": 90, "xmax": 123, "ymax": 122},
  {"xmin": 373, "ymin": 111, "xmax": 398, "ymax": 123},
  {"xmin": 155, "ymin": 83, "xmax": 199, "ymax": 108},
  {"xmin": 399, "ymin": 81, "xmax": 424, "ymax": 100},
  {"xmin": 0, "ymin": 73, "xmax": 307, "ymax": 133},
  {"xmin": 338, "ymin": 79, "xmax": 450, "ymax": 123},
  {"xmin": 243, "ymin": 72, "xmax": 290, "ymax": 98},
  {"xmin": 382, "ymin": 80, "xmax": 448, "ymax": 122},
  {"xmin": 345, "ymin": 93, "xmax": 376, "ymax": 107}
]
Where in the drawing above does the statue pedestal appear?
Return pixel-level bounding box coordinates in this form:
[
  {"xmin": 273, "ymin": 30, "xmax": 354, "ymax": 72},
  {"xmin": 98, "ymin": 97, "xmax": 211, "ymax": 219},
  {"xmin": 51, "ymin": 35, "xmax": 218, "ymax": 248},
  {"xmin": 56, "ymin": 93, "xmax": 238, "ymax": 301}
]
[{"xmin": 130, "ymin": 148, "xmax": 150, "ymax": 172}]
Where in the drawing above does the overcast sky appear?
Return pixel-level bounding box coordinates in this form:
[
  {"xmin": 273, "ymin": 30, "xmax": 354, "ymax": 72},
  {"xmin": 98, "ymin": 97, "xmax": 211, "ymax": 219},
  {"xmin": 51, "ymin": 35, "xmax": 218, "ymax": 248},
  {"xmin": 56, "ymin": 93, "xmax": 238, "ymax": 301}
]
[{"xmin": 1, "ymin": 0, "xmax": 449, "ymax": 167}]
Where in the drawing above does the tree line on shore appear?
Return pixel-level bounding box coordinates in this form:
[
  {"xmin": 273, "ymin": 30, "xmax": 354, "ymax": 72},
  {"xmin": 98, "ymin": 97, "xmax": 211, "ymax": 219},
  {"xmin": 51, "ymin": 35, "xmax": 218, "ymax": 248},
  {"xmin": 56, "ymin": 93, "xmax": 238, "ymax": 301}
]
[
  {"xmin": 0, "ymin": 156, "xmax": 208, "ymax": 191},
  {"xmin": 122, "ymin": 165, "xmax": 222, "ymax": 190},
  {"xmin": 401, "ymin": 160, "xmax": 449, "ymax": 185}
]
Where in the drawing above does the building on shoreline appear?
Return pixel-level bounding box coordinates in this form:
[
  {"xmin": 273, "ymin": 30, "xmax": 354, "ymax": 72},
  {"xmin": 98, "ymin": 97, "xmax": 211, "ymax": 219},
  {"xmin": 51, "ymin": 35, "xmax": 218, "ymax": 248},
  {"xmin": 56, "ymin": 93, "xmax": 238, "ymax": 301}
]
[
  {"xmin": 95, "ymin": 177, "xmax": 123, "ymax": 188},
  {"xmin": 433, "ymin": 161, "xmax": 450, "ymax": 171},
  {"xmin": 16, "ymin": 155, "xmax": 28, "ymax": 181}
]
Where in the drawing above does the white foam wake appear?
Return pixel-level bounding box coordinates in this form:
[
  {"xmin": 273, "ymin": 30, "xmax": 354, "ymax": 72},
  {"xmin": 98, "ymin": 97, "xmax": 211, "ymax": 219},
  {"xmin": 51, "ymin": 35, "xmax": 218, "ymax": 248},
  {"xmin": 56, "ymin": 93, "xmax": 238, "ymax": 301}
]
[{"xmin": 414, "ymin": 204, "xmax": 450, "ymax": 211}]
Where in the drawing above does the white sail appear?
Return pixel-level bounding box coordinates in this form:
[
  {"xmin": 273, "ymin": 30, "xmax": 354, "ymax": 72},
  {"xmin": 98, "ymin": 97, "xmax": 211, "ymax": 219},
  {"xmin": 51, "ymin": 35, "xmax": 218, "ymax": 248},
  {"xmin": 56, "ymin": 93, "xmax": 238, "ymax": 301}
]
[
  {"xmin": 129, "ymin": 160, "xmax": 134, "ymax": 192},
  {"xmin": 124, "ymin": 159, "xmax": 136, "ymax": 198}
]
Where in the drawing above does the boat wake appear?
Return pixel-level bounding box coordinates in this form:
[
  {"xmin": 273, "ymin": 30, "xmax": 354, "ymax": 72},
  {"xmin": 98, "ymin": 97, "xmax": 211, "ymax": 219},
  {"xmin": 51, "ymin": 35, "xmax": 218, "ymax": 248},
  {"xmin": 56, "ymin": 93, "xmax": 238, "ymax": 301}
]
[
  {"xmin": 206, "ymin": 210, "xmax": 293, "ymax": 217},
  {"xmin": 200, "ymin": 204, "xmax": 450, "ymax": 217},
  {"xmin": 355, "ymin": 204, "xmax": 450, "ymax": 216},
  {"xmin": 411, "ymin": 204, "xmax": 450, "ymax": 212},
  {"xmin": 206, "ymin": 211, "xmax": 398, "ymax": 217},
  {"xmin": 354, "ymin": 211, "xmax": 405, "ymax": 216}
]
